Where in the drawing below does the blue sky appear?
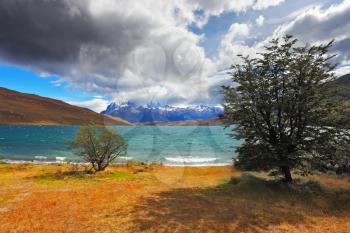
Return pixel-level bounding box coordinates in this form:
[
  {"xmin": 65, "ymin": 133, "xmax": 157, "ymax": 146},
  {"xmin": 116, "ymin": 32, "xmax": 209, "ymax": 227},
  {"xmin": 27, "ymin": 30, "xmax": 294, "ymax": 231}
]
[
  {"xmin": 0, "ymin": 65, "xmax": 91, "ymax": 102},
  {"xmin": 0, "ymin": 0, "xmax": 349, "ymax": 112}
]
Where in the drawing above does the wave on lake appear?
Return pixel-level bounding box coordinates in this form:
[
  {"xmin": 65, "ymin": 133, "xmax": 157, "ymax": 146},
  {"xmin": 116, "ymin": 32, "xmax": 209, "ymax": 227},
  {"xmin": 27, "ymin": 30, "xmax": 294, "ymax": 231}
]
[{"xmin": 0, "ymin": 125, "xmax": 242, "ymax": 167}]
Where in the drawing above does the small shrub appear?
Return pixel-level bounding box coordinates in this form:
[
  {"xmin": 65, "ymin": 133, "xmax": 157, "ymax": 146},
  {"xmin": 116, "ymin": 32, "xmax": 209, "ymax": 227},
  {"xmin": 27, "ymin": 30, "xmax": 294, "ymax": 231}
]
[
  {"xmin": 229, "ymin": 177, "xmax": 241, "ymax": 185},
  {"xmin": 133, "ymin": 168, "xmax": 145, "ymax": 174},
  {"xmin": 69, "ymin": 163, "xmax": 80, "ymax": 173},
  {"xmin": 268, "ymin": 169, "xmax": 282, "ymax": 177},
  {"xmin": 126, "ymin": 160, "xmax": 143, "ymax": 167},
  {"xmin": 0, "ymin": 155, "xmax": 5, "ymax": 164},
  {"xmin": 67, "ymin": 125, "xmax": 127, "ymax": 172},
  {"xmin": 108, "ymin": 171, "xmax": 131, "ymax": 179}
]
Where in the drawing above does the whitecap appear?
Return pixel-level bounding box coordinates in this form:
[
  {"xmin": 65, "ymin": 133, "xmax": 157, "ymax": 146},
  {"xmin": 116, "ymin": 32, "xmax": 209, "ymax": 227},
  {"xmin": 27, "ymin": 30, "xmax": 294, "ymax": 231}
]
[
  {"xmin": 55, "ymin": 157, "xmax": 66, "ymax": 162},
  {"xmin": 165, "ymin": 162, "xmax": 231, "ymax": 167},
  {"xmin": 2, "ymin": 159, "xmax": 29, "ymax": 164},
  {"xmin": 117, "ymin": 156, "xmax": 133, "ymax": 160},
  {"xmin": 165, "ymin": 157, "xmax": 218, "ymax": 163}
]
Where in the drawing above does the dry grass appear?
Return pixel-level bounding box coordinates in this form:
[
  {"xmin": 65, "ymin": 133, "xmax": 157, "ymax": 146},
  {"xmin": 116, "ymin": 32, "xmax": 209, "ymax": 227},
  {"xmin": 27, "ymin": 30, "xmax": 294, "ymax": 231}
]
[{"xmin": 0, "ymin": 163, "xmax": 349, "ymax": 233}]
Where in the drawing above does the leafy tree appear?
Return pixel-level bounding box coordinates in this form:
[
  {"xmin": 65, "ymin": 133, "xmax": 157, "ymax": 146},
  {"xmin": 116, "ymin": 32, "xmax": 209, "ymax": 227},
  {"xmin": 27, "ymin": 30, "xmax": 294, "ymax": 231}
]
[
  {"xmin": 331, "ymin": 143, "xmax": 350, "ymax": 174},
  {"xmin": 67, "ymin": 125, "xmax": 127, "ymax": 172},
  {"xmin": 223, "ymin": 35, "xmax": 350, "ymax": 182}
]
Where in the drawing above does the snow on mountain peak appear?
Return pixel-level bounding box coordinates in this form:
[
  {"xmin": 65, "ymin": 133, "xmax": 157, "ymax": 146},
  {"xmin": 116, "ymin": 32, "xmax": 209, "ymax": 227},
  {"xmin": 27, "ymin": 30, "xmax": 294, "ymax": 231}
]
[{"xmin": 101, "ymin": 102, "xmax": 223, "ymax": 123}]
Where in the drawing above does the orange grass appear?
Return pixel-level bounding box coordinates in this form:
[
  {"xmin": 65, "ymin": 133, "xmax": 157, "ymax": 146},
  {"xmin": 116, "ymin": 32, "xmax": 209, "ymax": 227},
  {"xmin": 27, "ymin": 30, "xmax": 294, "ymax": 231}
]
[{"xmin": 0, "ymin": 163, "xmax": 349, "ymax": 233}]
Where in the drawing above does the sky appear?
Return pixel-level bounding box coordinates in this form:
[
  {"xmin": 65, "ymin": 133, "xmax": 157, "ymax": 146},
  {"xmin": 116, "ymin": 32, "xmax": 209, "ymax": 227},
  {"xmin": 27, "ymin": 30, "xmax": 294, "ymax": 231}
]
[{"xmin": 1, "ymin": 0, "xmax": 350, "ymax": 112}]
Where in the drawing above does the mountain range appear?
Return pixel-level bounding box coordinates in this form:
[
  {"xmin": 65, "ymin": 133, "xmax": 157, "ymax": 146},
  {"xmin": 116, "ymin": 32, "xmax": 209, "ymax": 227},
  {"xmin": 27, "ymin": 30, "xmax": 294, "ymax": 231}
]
[
  {"xmin": 138, "ymin": 118, "xmax": 223, "ymax": 126},
  {"xmin": 102, "ymin": 73, "xmax": 350, "ymax": 123},
  {"xmin": 0, "ymin": 73, "xmax": 348, "ymax": 125},
  {"xmin": 101, "ymin": 102, "xmax": 224, "ymax": 123}
]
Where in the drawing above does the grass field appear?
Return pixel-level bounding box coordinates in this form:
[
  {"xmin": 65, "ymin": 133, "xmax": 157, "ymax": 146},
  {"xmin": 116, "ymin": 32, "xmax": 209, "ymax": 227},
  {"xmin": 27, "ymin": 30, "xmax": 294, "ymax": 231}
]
[{"xmin": 0, "ymin": 163, "xmax": 349, "ymax": 232}]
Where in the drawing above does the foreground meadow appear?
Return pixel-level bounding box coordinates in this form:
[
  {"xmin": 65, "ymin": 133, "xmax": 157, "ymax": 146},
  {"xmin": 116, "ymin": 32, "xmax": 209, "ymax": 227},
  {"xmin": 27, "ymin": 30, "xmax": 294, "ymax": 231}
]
[{"xmin": 0, "ymin": 163, "xmax": 349, "ymax": 233}]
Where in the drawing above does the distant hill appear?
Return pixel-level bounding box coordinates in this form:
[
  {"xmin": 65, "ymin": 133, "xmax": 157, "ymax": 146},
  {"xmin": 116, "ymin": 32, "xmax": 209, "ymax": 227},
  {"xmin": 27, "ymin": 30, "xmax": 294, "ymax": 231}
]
[
  {"xmin": 334, "ymin": 73, "xmax": 350, "ymax": 87},
  {"xmin": 334, "ymin": 73, "xmax": 350, "ymax": 96},
  {"xmin": 102, "ymin": 102, "xmax": 224, "ymax": 123},
  {"xmin": 0, "ymin": 87, "xmax": 131, "ymax": 125},
  {"xmin": 334, "ymin": 73, "xmax": 350, "ymax": 111}
]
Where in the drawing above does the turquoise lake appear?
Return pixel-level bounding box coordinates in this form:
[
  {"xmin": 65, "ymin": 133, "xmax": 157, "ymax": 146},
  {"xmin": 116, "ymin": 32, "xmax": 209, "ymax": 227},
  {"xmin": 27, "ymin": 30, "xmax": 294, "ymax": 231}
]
[{"xmin": 0, "ymin": 125, "xmax": 241, "ymax": 166}]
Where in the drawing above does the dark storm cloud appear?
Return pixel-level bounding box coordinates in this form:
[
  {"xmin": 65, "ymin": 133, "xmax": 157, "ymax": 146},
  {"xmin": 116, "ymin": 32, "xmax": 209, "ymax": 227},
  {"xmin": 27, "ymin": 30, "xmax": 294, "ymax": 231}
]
[
  {"xmin": 333, "ymin": 38, "xmax": 350, "ymax": 61},
  {"xmin": 0, "ymin": 0, "xmax": 217, "ymax": 105},
  {"xmin": 0, "ymin": 0, "xmax": 288, "ymax": 106},
  {"xmin": 0, "ymin": 0, "xmax": 94, "ymax": 65},
  {"xmin": 0, "ymin": 0, "xmax": 154, "ymax": 77}
]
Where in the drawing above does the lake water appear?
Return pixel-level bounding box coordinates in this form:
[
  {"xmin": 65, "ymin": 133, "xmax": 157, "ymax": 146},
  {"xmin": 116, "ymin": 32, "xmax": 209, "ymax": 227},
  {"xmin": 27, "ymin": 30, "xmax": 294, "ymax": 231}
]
[{"xmin": 0, "ymin": 125, "xmax": 241, "ymax": 166}]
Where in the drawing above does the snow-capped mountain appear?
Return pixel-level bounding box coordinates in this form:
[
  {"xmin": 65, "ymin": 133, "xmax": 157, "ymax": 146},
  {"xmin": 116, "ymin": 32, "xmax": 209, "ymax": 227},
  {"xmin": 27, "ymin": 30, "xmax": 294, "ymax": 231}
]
[{"xmin": 101, "ymin": 102, "xmax": 224, "ymax": 123}]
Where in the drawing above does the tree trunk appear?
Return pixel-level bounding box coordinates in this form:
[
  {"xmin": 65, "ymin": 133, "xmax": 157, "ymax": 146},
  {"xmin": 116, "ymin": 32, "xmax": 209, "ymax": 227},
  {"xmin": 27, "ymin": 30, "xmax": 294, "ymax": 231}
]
[
  {"xmin": 91, "ymin": 161, "xmax": 108, "ymax": 172},
  {"xmin": 281, "ymin": 166, "xmax": 293, "ymax": 183},
  {"xmin": 91, "ymin": 163, "xmax": 98, "ymax": 172},
  {"xmin": 93, "ymin": 163, "xmax": 103, "ymax": 172},
  {"xmin": 97, "ymin": 162, "xmax": 109, "ymax": 172}
]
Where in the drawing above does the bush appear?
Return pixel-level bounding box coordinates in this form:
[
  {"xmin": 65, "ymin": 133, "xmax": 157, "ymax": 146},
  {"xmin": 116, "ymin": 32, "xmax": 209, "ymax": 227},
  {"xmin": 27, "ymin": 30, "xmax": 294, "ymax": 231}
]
[
  {"xmin": 0, "ymin": 155, "xmax": 5, "ymax": 164},
  {"xmin": 334, "ymin": 143, "xmax": 350, "ymax": 174}
]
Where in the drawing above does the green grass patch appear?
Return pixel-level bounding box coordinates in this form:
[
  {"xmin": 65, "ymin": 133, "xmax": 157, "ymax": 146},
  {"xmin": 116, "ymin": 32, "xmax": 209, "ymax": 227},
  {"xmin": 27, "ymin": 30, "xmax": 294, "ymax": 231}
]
[
  {"xmin": 33, "ymin": 171, "xmax": 99, "ymax": 187},
  {"xmin": 34, "ymin": 176, "xmax": 99, "ymax": 187},
  {"xmin": 33, "ymin": 169, "xmax": 134, "ymax": 187},
  {"xmin": 0, "ymin": 163, "xmax": 34, "ymax": 173}
]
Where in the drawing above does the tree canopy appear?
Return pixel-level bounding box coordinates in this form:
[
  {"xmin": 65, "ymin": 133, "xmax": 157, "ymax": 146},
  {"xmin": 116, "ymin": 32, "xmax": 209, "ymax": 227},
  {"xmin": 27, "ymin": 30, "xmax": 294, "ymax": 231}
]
[
  {"xmin": 223, "ymin": 35, "xmax": 350, "ymax": 182},
  {"xmin": 67, "ymin": 125, "xmax": 127, "ymax": 172}
]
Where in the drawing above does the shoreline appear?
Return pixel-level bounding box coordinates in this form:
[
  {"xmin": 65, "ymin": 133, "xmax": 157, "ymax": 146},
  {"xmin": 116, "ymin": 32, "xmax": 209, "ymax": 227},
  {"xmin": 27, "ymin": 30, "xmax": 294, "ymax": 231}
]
[{"xmin": 0, "ymin": 159, "xmax": 233, "ymax": 167}]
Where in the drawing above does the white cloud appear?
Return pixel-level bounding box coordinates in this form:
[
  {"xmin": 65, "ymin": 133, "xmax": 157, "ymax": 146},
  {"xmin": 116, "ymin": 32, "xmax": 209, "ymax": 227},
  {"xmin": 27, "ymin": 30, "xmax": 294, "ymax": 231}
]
[
  {"xmin": 50, "ymin": 80, "xmax": 62, "ymax": 87},
  {"xmin": 271, "ymin": 0, "xmax": 350, "ymax": 64},
  {"xmin": 215, "ymin": 0, "xmax": 350, "ymax": 77},
  {"xmin": 0, "ymin": 0, "xmax": 310, "ymax": 107},
  {"xmin": 334, "ymin": 65, "xmax": 350, "ymax": 77},
  {"xmin": 253, "ymin": 0, "xmax": 285, "ymax": 10},
  {"xmin": 69, "ymin": 97, "xmax": 109, "ymax": 113},
  {"xmin": 216, "ymin": 23, "xmax": 261, "ymax": 70},
  {"xmin": 256, "ymin": 15, "xmax": 265, "ymax": 26}
]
